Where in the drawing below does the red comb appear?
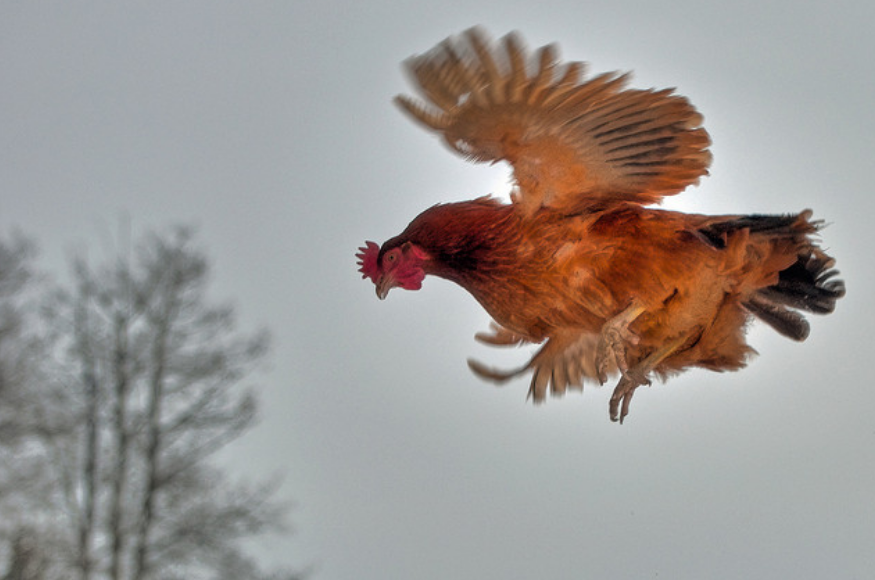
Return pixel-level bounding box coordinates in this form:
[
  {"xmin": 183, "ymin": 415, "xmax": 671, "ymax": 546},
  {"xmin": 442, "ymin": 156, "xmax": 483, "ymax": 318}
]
[{"xmin": 356, "ymin": 241, "xmax": 381, "ymax": 283}]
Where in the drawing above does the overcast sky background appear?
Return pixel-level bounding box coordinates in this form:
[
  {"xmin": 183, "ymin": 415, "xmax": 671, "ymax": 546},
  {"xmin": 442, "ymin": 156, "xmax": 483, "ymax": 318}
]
[{"xmin": 2, "ymin": 1, "xmax": 874, "ymax": 578}]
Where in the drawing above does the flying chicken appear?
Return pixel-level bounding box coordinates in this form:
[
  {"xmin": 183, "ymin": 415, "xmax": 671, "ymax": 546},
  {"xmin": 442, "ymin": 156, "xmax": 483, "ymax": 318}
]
[{"xmin": 356, "ymin": 28, "xmax": 845, "ymax": 423}]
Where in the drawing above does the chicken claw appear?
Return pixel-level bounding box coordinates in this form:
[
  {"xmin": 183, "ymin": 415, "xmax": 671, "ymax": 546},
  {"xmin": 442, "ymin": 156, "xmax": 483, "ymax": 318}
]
[{"xmin": 609, "ymin": 370, "xmax": 651, "ymax": 424}]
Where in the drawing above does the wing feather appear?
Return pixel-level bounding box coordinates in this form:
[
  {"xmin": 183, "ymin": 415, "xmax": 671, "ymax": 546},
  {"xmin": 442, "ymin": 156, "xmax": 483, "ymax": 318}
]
[
  {"xmin": 395, "ymin": 27, "xmax": 712, "ymax": 214},
  {"xmin": 468, "ymin": 324, "xmax": 617, "ymax": 403},
  {"xmin": 541, "ymin": 62, "xmax": 585, "ymax": 108}
]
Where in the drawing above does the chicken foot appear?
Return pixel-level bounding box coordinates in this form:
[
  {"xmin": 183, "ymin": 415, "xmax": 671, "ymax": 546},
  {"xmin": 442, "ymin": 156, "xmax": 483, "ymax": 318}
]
[{"xmin": 609, "ymin": 334, "xmax": 688, "ymax": 424}]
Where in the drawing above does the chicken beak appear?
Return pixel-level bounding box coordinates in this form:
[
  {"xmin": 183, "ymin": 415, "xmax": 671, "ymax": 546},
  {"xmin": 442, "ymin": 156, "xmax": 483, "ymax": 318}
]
[{"xmin": 375, "ymin": 274, "xmax": 394, "ymax": 300}]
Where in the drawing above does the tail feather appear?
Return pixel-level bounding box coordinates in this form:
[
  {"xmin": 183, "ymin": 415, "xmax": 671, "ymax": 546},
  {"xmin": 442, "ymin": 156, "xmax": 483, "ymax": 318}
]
[
  {"xmin": 742, "ymin": 294, "xmax": 810, "ymax": 341},
  {"xmin": 696, "ymin": 212, "xmax": 814, "ymax": 249},
  {"xmin": 757, "ymin": 253, "xmax": 844, "ymax": 314},
  {"xmin": 702, "ymin": 210, "xmax": 845, "ymax": 340}
]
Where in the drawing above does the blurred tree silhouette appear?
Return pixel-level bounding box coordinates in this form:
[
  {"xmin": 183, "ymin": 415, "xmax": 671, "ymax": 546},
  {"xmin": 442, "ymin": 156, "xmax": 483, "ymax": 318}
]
[
  {"xmin": 0, "ymin": 233, "xmax": 43, "ymax": 451},
  {"xmin": 0, "ymin": 234, "xmax": 56, "ymax": 580},
  {"xmin": 0, "ymin": 228, "xmax": 299, "ymax": 580}
]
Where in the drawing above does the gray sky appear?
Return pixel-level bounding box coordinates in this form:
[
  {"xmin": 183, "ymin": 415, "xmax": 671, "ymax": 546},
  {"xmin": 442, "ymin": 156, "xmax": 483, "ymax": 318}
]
[{"xmin": 2, "ymin": 1, "xmax": 874, "ymax": 578}]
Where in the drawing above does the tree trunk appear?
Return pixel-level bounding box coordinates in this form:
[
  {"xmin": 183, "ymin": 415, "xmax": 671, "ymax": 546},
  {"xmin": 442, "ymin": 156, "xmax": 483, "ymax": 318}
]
[
  {"xmin": 131, "ymin": 287, "xmax": 175, "ymax": 580},
  {"xmin": 108, "ymin": 312, "xmax": 131, "ymax": 580},
  {"xmin": 73, "ymin": 298, "xmax": 98, "ymax": 580}
]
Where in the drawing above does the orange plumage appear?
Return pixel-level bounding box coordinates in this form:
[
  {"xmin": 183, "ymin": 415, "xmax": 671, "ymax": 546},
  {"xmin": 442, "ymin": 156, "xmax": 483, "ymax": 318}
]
[{"xmin": 357, "ymin": 28, "xmax": 844, "ymax": 423}]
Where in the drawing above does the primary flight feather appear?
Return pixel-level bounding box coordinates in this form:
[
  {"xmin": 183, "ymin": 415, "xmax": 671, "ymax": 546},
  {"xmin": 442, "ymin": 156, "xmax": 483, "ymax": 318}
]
[{"xmin": 357, "ymin": 28, "xmax": 845, "ymax": 423}]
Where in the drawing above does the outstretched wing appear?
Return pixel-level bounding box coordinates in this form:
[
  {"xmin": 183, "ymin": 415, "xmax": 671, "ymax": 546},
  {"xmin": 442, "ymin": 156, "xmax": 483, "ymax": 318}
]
[{"xmin": 395, "ymin": 28, "xmax": 712, "ymax": 214}]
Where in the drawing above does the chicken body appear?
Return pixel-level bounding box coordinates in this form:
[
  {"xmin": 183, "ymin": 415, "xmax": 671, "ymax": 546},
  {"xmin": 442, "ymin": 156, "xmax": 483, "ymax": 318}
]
[{"xmin": 375, "ymin": 196, "xmax": 839, "ymax": 420}]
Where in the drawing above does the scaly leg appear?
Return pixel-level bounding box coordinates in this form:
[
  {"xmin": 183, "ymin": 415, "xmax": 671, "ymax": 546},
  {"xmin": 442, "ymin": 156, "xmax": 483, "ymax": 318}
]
[
  {"xmin": 596, "ymin": 299, "xmax": 646, "ymax": 384},
  {"xmin": 610, "ymin": 335, "xmax": 688, "ymax": 424}
]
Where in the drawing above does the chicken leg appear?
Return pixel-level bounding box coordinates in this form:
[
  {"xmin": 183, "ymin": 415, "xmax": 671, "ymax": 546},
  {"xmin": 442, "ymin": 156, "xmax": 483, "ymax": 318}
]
[{"xmin": 596, "ymin": 299, "xmax": 646, "ymax": 384}]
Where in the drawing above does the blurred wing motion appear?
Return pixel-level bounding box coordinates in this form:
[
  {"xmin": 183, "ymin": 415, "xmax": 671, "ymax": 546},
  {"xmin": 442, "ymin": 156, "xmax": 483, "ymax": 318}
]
[{"xmin": 395, "ymin": 27, "xmax": 712, "ymax": 213}]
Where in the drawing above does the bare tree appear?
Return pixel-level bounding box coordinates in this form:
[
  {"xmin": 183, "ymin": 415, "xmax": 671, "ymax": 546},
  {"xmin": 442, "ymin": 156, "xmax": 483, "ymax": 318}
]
[
  {"xmin": 0, "ymin": 234, "xmax": 74, "ymax": 580},
  {"xmin": 0, "ymin": 234, "xmax": 39, "ymax": 569},
  {"xmin": 0, "ymin": 233, "xmax": 39, "ymax": 448},
  {"xmin": 2, "ymin": 226, "xmax": 297, "ymax": 580},
  {"xmin": 0, "ymin": 235, "xmax": 50, "ymax": 527}
]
